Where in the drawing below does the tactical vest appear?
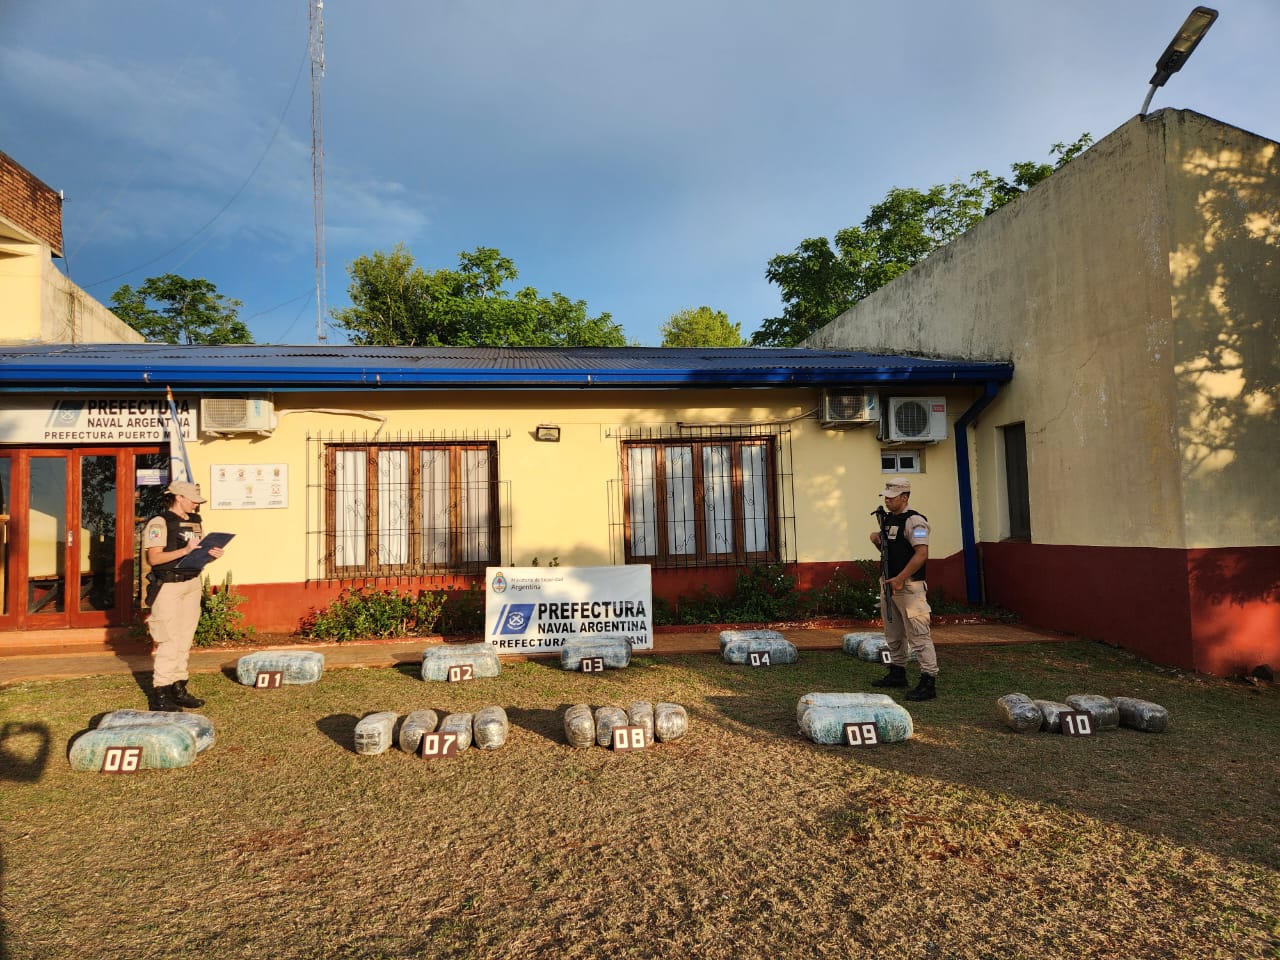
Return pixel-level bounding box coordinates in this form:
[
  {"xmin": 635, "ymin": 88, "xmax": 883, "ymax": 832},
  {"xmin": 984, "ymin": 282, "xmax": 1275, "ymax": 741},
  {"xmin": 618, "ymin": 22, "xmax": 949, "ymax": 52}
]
[
  {"xmin": 150, "ymin": 510, "xmax": 203, "ymax": 583},
  {"xmin": 882, "ymin": 509, "xmax": 927, "ymax": 581}
]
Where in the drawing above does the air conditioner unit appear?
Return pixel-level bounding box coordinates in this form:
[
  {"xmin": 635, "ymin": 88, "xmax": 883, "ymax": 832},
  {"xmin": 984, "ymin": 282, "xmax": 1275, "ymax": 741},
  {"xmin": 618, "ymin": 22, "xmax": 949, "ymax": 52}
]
[
  {"xmin": 887, "ymin": 397, "xmax": 947, "ymax": 442},
  {"xmin": 820, "ymin": 390, "xmax": 880, "ymax": 426},
  {"xmin": 200, "ymin": 397, "xmax": 277, "ymax": 435}
]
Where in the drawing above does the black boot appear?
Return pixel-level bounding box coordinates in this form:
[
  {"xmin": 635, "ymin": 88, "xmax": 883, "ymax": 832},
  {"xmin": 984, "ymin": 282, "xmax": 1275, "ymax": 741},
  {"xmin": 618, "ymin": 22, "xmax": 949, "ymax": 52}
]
[
  {"xmin": 905, "ymin": 672, "xmax": 937, "ymax": 701},
  {"xmin": 150, "ymin": 684, "xmax": 183, "ymax": 712},
  {"xmin": 871, "ymin": 664, "xmax": 908, "ymax": 688},
  {"xmin": 171, "ymin": 679, "xmax": 205, "ymax": 708}
]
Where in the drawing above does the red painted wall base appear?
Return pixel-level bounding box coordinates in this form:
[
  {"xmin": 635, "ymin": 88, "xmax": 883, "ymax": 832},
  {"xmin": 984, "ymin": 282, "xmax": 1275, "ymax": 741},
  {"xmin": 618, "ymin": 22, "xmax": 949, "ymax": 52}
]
[
  {"xmin": 234, "ymin": 557, "xmax": 970, "ymax": 636},
  {"xmin": 981, "ymin": 541, "xmax": 1280, "ymax": 677}
]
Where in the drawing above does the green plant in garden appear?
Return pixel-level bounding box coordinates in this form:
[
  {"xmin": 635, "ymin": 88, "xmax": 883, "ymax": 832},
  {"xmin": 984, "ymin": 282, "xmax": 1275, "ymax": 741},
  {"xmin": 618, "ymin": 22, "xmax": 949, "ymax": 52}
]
[
  {"xmin": 430, "ymin": 581, "xmax": 486, "ymax": 635},
  {"xmin": 804, "ymin": 561, "xmax": 882, "ymax": 619},
  {"xmin": 303, "ymin": 585, "xmax": 447, "ymax": 642},
  {"xmin": 195, "ymin": 572, "xmax": 254, "ymax": 647}
]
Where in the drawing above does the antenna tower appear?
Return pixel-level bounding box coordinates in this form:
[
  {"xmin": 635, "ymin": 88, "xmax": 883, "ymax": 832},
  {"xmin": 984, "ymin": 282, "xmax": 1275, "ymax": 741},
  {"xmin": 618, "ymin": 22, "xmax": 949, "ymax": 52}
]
[{"xmin": 309, "ymin": 0, "xmax": 327, "ymax": 341}]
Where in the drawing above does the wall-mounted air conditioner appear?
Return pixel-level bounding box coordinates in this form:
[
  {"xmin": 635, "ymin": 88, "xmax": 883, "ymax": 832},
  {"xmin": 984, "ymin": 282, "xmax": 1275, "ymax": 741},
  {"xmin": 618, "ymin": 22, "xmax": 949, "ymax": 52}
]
[
  {"xmin": 887, "ymin": 397, "xmax": 947, "ymax": 442},
  {"xmin": 200, "ymin": 397, "xmax": 277, "ymax": 435},
  {"xmin": 820, "ymin": 390, "xmax": 880, "ymax": 426}
]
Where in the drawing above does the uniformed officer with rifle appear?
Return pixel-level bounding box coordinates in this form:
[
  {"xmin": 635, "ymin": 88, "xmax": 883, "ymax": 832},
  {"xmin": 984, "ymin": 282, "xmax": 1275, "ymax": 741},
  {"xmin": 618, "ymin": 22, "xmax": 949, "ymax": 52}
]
[{"xmin": 868, "ymin": 477, "xmax": 938, "ymax": 701}]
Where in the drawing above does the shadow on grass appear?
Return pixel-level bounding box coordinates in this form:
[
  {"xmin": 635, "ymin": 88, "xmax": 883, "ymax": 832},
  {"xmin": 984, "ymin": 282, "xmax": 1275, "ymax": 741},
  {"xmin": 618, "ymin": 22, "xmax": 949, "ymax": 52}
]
[
  {"xmin": 317, "ymin": 714, "xmax": 359, "ymax": 752},
  {"xmin": 505, "ymin": 706, "xmax": 566, "ymax": 745}
]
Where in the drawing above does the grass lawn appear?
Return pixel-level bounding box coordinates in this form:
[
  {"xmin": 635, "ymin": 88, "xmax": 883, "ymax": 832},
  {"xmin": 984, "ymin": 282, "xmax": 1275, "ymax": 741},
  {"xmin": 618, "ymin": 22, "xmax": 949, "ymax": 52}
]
[{"xmin": 1, "ymin": 640, "xmax": 1277, "ymax": 960}]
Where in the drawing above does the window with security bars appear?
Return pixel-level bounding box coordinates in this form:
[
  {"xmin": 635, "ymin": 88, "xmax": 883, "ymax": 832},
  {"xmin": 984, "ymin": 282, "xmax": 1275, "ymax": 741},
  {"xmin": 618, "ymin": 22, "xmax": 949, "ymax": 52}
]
[
  {"xmin": 323, "ymin": 442, "xmax": 498, "ymax": 576},
  {"xmin": 622, "ymin": 438, "xmax": 778, "ymax": 567}
]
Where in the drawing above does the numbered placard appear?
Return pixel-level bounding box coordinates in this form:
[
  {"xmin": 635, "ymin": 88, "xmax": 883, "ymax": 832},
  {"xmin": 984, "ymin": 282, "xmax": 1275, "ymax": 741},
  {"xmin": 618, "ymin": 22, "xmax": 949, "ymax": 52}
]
[
  {"xmin": 581, "ymin": 657, "xmax": 606, "ymax": 673},
  {"xmin": 880, "ymin": 650, "xmax": 892, "ymax": 665},
  {"xmin": 1060, "ymin": 710, "xmax": 1094, "ymax": 737},
  {"xmin": 843, "ymin": 722, "xmax": 880, "ymax": 747},
  {"xmin": 748, "ymin": 651, "xmax": 773, "ymax": 668},
  {"xmin": 419, "ymin": 732, "xmax": 460, "ymax": 759},
  {"xmin": 254, "ymin": 671, "xmax": 284, "ymax": 690},
  {"xmin": 101, "ymin": 745, "xmax": 144, "ymax": 773},
  {"xmin": 447, "ymin": 663, "xmax": 475, "ymax": 683},
  {"xmin": 611, "ymin": 725, "xmax": 646, "ymax": 751}
]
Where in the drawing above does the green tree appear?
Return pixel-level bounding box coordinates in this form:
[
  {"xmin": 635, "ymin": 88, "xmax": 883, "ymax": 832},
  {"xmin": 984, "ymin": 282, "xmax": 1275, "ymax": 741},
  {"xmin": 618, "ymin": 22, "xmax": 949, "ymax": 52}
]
[
  {"xmin": 660, "ymin": 306, "xmax": 745, "ymax": 347},
  {"xmin": 110, "ymin": 274, "xmax": 252, "ymax": 344},
  {"xmin": 332, "ymin": 245, "xmax": 627, "ymax": 347},
  {"xmin": 752, "ymin": 135, "xmax": 1094, "ymax": 346}
]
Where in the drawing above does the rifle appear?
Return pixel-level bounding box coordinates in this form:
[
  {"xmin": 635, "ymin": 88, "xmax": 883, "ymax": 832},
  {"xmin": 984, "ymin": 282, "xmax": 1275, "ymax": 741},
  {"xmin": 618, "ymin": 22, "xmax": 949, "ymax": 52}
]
[{"xmin": 871, "ymin": 506, "xmax": 894, "ymax": 624}]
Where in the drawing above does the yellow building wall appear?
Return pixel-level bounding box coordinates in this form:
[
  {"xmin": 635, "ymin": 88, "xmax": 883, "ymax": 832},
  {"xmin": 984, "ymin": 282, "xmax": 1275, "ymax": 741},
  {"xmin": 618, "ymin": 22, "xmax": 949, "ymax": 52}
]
[
  {"xmin": 178, "ymin": 386, "xmax": 974, "ymax": 589},
  {"xmin": 1165, "ymin": 115, "xmax": 1280, "ymax": 547},
  {"xmin": 0, "ymin": 239, "xmax": 44, "ymax": 342},
  {"xmin": 807, "ymin": 109, "xmax": 1280, "ymax": 552},
  {"xmin": 0, "ymin": 237, "xmax": 142, "ymax": 345}
]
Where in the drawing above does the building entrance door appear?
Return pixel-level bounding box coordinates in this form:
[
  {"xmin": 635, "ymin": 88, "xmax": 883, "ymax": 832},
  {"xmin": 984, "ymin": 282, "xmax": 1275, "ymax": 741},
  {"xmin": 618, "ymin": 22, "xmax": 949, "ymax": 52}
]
[{"xmin": 0, "ymin": 446, "xmax": 164, "ymax": 631}]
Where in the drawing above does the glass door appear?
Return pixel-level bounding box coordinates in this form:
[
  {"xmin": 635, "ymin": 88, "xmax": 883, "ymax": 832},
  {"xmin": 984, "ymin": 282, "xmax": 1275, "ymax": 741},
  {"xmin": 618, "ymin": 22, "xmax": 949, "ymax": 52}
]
[
  {"xmin": 25, "ymin": 453, "xmax": 69, "ymax": 619},
  {"xmin": 0, "ymin": 447, "xmax": 156, "ymax": 631}
]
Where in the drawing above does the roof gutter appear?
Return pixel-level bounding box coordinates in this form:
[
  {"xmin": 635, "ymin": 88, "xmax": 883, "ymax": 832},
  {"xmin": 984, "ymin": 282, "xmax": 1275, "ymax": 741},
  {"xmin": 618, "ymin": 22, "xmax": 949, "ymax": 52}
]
[
  {"xmin": 0, "ymin": 361, "xmax": 1015, "ymax": 393},
  {"xmin": 954, "ymin": 379, "xmax": 1004, "ymax": 604}
]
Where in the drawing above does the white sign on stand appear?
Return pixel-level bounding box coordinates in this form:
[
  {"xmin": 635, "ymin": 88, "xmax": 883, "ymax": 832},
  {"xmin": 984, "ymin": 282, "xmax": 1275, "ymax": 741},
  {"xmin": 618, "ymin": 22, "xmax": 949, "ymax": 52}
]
[{"xmin": 485, "ymin": 565, "xmax": 653, "ymax": 653}]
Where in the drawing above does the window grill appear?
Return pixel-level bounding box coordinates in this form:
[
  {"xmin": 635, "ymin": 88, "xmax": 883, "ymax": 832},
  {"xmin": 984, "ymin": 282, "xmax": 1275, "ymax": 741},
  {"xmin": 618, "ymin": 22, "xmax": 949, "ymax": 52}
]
[
  {"xmin": 306, "ymin": 430, "xmax": 510, "ymax": 581},
  {"xmin": 608, "ymin": 424, "xmax": 796, "ymax": 569}
]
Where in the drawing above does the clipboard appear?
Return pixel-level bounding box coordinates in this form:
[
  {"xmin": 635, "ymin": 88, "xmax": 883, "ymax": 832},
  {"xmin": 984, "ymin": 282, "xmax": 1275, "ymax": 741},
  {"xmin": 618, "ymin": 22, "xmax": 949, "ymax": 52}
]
[{"xmin": 174, "ymin": 532, "xmax": 235, "ymax": 571}]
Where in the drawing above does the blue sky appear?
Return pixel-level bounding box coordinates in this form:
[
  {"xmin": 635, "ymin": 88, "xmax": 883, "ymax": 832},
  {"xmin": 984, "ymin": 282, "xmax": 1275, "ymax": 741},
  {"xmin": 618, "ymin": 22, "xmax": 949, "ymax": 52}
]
[{"xmin": 2, "ymin": 1, "xmax": 1275, "ymax": 346}]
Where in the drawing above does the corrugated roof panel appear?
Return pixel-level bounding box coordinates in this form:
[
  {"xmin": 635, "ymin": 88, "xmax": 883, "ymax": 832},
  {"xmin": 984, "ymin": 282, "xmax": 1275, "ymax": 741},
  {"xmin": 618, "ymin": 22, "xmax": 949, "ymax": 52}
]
[{"xmin": 0, "ymin": 343, "xmax": 1013, "ymax": 392}]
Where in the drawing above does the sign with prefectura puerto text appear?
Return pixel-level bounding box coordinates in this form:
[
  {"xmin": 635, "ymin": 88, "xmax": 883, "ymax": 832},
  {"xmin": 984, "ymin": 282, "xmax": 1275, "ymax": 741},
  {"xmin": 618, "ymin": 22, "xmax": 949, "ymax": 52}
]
[
  {"xmin": 485, "ymin": 565, "xmax": 653, "ymax": 652},
  {"xmin": 0, "ymin": 397, "xmax": 196, "ymax": 444}
]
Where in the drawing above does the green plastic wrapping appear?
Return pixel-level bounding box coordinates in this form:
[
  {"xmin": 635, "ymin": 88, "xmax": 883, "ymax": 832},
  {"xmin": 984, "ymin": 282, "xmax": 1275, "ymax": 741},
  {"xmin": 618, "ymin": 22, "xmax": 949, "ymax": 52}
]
[
  {"xmin": 69, "ymin": 724, "xmax": 197, "ymax": 771},
  {"xmin": 997, "ymin": 693, "xmax": 1043, "ymax": 734},
  {"xmin": 473, "ymin": 705, "xmax": 510, "ymax": 750}
]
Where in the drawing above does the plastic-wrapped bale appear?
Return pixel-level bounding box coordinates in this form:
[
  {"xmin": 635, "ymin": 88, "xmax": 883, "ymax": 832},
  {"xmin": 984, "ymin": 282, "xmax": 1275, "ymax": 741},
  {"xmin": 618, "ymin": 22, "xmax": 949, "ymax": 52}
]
[
  {"xmin": 654, "ymin": 702, "xmax": 688, "ymax": 743},
  {"xmin": 563, "ymin": 703, "xmax": 595, "ymax": 749},
  {"xmin": 842, "ymin": 632, "xmax": 884, "ymax": 660},
  {"xmin": 721, "ymin": 635, "xmax": 798, "ymax": 666},
  {"xmin": 398, "ymin": 709, "xmax": 440, "ymax": 753},
  {"xmin": 354, "ymin": 712, "xmax": 398, "ymax": 756},
  {"xmin": 69, "ymin": 724, "xmax": 197, "ymax": 771},
  {"xmin": 473, "ymin": 706, "xmax": 510, "ymax": 750},
  {"xmin": 1114, "ymin": 696, "xmax": 1169, "ymax": 733},
  {"xmin": 1065, "ymin": 694, "xmax": 1120, "ymax": 731},
  {"xmin": 421, "ymin": 643, "xmax": 501, "ymax": 682},
  {"xmin": 236, "ymin": 649, "xmax": 325, "ymax": 686},
  {"xmin": 719, "ymin": 628, "xmax": 785, "ymax": 652},
  {"xmin": 594, "ymin": 705, "xmax": 630, "ymax": 747},
  {"xmin": 1033, "ymin": 700, "xmax": 1074, "ymax": 733},
  {"xmin": 851, "ymin": 634, "xmax": 917, "ymax": 663},
  {"xmin": 561, "ymin": 637, "xmax": 632, "ymax": 671},
  {"xmin": 627, "ymin": 701, "xmax": 655, "ymax": 746},
  {"xmin": 439, "ymin": 712, "xmax": 474, "ymax": 751},
  {"xmin": 98, "ymin": 709, "xmax": 216, "ymax": 753},
  {"xmin": 796, "ymin": 692, "xmax": 913, "ymax": 744},
  {"xmin": 997, "ymin": 694, "xmax": 1044, "ymax": 734}
]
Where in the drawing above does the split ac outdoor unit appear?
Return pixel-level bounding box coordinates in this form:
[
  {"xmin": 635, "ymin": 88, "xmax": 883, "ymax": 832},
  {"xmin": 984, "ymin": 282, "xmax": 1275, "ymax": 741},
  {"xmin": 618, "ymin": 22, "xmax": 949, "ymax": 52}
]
[
  {"xmin": 887, "ymin": 397, "xmax": 947, "ymax": 442},
  {"xmin": 820, "ymin": 390, "xmax": 880, "ymax": 426},
  {"xmin": 200, "ymin": 397, "xmax": 277, "ymax": 435}
]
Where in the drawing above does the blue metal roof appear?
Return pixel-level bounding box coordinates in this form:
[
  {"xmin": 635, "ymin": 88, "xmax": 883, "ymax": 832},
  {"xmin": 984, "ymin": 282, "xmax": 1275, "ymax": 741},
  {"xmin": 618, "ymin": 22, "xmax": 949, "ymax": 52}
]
[{"xmin": 0, "ymin": 344, "xmax": 1013, "ymax": 393}]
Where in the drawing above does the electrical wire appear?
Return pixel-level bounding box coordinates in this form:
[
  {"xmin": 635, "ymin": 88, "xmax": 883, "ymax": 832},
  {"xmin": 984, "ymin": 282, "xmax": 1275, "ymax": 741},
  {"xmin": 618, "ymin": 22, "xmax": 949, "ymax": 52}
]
[{"xmin": 81, "ymin": 40, "xmax": 309, "ymax": 291}]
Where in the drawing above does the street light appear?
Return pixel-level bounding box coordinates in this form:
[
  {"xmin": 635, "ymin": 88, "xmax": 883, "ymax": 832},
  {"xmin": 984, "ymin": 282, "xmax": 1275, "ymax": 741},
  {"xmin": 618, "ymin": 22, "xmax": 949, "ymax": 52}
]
[{"xmin": 1141, "ymin": 6, "xmax": 1218, "ymax": 116}]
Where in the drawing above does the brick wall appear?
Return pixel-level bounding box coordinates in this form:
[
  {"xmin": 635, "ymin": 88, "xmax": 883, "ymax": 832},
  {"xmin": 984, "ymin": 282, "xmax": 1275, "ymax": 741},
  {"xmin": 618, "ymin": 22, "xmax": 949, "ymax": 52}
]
[{"xmin": 0, "ymin": 149, "xmax": 63, "ymax": 254}]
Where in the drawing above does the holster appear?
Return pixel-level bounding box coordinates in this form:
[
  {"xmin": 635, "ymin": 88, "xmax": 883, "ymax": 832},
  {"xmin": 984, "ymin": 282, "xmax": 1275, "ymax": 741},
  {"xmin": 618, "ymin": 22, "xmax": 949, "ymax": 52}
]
[{"xmin": 144, "ymin": 573, "xmax": 162, "ymax": 608}]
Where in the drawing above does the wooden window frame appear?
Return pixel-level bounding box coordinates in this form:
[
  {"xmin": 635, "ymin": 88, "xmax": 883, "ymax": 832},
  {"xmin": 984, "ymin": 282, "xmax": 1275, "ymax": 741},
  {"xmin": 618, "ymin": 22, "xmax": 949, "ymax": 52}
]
[
  {"xmin": 620, "ymin": 437, "xmax": 779, "ymax": 568},
  {"xmin": 322, "ymin": 441, "xmax": 498, "ymax": 577}
]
